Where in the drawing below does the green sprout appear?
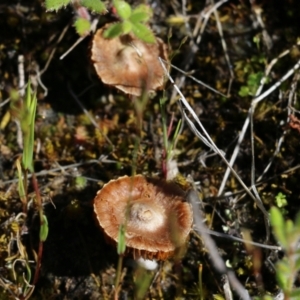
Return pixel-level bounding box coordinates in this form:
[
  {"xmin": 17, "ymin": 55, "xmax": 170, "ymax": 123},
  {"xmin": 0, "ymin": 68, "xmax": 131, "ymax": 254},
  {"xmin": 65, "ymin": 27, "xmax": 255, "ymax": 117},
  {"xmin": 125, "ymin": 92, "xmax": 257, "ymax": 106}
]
[
  {"xmin": 275, "ymin": 192, "xmax": 288, "ymax": 208},
  {"xmin": 104, "ymin": 0, "xmax": 155, "ymax": 43},
  {"xmin": 268, "ymin": 207, "xmax": 300, "ymax": 299}
]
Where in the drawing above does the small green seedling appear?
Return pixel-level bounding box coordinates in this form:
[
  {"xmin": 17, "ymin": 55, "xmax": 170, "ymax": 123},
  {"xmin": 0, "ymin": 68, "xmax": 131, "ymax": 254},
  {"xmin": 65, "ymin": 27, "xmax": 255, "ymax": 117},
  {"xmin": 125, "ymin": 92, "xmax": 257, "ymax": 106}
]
[
  {"xmin": 104, "ymin": 0, "xmax": 155, "ymax": 43},
  {"xmin": 269, "ymin": 207, "xmax": 300, "ymax": 299}
]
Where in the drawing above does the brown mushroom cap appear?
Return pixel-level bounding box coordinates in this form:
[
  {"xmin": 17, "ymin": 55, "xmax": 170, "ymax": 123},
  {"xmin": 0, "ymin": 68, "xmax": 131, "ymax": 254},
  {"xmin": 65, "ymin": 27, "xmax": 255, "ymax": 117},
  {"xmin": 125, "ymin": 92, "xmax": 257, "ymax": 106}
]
[
  {"xmin": 91, "ymin": 26, "xmax": 168, "ymax": 96},
  {"xmin": 93, "ymin": 175, "xmax": 193, "ymax": 260}
]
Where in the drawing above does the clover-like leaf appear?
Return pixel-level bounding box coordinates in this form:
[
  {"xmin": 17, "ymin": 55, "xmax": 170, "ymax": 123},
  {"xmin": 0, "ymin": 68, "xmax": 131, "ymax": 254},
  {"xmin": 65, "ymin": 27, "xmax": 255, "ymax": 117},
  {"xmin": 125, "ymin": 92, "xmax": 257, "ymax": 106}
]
[
  {"xmin": 131, "ymin": 22, "xmax": 155, "ymax": 43},
  {"xmin": 45, "ymin": 0, "xmax": 71, "ymax": 11},
  {"xmin": 103, "ymin": 22, "xmax": 123, "ymax": 38},
  {"xmin": 80, "ymin": 0, "xmax": 106, "ymax": 13},
  {"xmin": 113, "ymin": 0, "xmax": 132, "ymax": 20}
]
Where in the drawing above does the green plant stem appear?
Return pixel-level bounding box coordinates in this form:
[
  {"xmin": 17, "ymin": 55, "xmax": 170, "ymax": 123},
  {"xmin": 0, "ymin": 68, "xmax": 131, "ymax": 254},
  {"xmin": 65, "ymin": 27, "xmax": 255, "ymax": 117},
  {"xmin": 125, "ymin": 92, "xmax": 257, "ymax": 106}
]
[
  {"xmin": 23, "ymin": 171, "xmax": 28, "ymax": 213},
  {"xmin": 31, "ymin": 173, "xmax": 44, "ymax": 285},
  {"xmin": 114, "ymin": 254, "xmax": 124, "ymax": 300}
]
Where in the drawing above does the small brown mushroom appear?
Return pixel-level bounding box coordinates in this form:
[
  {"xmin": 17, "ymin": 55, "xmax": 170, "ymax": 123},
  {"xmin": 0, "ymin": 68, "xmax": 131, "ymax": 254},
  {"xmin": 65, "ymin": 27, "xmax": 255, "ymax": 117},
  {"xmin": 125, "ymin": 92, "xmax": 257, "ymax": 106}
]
[
  {"xmin": 93, "ymin": 175, "xmax": 193, "ymax": 260},
  {"xmin": 91, "ymin": 26, "xmax": 168, "ymax": 96}
]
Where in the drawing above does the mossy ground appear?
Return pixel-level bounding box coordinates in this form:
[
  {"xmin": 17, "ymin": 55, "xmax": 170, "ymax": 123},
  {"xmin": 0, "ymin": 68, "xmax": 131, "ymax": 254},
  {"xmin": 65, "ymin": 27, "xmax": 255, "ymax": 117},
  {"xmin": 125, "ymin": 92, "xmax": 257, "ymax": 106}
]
[{"xmin": 1, "ymin": 0, "xmax": 300, "ymax": 299}]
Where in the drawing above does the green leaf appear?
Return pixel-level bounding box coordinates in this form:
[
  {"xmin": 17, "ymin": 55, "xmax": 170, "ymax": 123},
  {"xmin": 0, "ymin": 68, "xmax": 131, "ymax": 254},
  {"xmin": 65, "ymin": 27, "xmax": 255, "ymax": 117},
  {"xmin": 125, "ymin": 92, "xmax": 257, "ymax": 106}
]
[
  {"xmin": 294, "ymin": 210, "xmax": 300, "ymax": 228},
  {"xmin": 270, "ymin": 206, "xmax": 288, "ymax": 248},
  {"xmin": 74, "ymin": 17, "xmax": 91, "ymax": 36},
  {"xmin": 275, "ymin": 192, "xmax": 288, "ymax": 208},
  {"xmin": 290, "ymin": 288, "xmax": 300, "ymax": 298},
  {"xmin": 39, "ymin": 215, "xmax": 49, "ymax": 242},
  {"xmin": 238, "ymin": 86, "xmax": 249, "ymax": 97},
  {"xmin": 103, "ymin": 22, "xmax": 123, "ymax": 38},
  {"xmin": 45, "ymin": 0, "xmax": 71, "ymax": 11},
  {"xmin": 131, "ymin": 23, "xmax": 155, "ymax": 43},
  {"xmin": 131, "ymin": 4, "xmax": 152, "ymax": 21},
  {"xmin": 294, "ymin": 249, "xmax": 300, "ymax": 270},
  {"xmin": 122, "ymin": 20, "xmax": 132, "ymax": 34},
  {"xmin": 117, "ymin": 224, "xmax": 126, "ymax": 255},
  {"xmin": 130, "ymin": 12, "xmax": 150, "ymax": 23},
  {"xmin": 285, "ymin": 219, "xmax": 294, "ymax": 236},
  {"xmin": 130, "ymin": 5, "xmax": 152, "ymax": 23},
  {"xmin": 22, "ymin": 83, "xmax": 37, "ymax": 172},
  {"xmin": 80, "ymin": 0, "xmax": 106, "ymax": 13},
  {"xmin": 113, "ymin": 0, "xmax": 132, "ymax": 20},
  {"xmin": 276, "ymin": 260, "xmax": 289, "ymax": 290}
]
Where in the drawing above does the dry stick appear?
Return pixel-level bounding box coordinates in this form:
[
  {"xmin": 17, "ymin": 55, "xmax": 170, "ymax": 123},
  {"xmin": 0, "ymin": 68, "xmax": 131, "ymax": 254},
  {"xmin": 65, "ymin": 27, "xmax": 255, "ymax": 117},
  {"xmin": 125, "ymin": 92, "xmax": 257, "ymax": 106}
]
[
  {"xmin": 40, "ymin": 24, "xmax": 70, "ymax": 76},
  {"xmin": 60, "ymin": 19, "xmax": 99, "ymax": 60},
  {"xmin": 256, "ymin": 72, "xmax": 300, "ymax": 183},
  {"xmin": 231, "ymin": 63, "xmax": 300, "ymax": 214},
  {"xmin": 0, "ymin": 157, "xmax": 116, "ymax": 185},
  {"xmin": 249, "ymin": 104, "xmax": 270, "ymax": 241},
  {"xmin": 195, "ymin": 228, "xmax": 281, "ymax": 250},
  {"xmin": 160, "ymin": 58, "xmax": 270, "ymax": 230},
  {"xmin": 250, "ymin": 2, "xmax": 273, "ymax": 50},
  {"xmin": 171, "ymin": 0, "xmax": 228, "ymax": 102},
  {"xmin": 219, "ymin": 41, "xmax": 300, "ymax": 196},
  {"xmin": 16, "ymin": 55, "xmax": 25, "ymax": 150},
  {"xmin": 194, "ymin": 0, "xmax": 228, "ymax": 44},
  {"xmin": 163, "ymin": 60, "xmax": 227, "ymax": 98},
  {"xmin": 34, "ymin": 23, "xmax": 71, "ymax": 97},
  {"xmin": 210, "ymin": 0, "xmax": 234, "ymax": 95},
  {"xmin": 0, "ymin": 276, "xmax": 19, "ymax": 299},
  {"xmin": 188, "ymin": 190, "xmax": 251, "ymax": 300},
  {"xmin": 31, "ymin": 173, "xmax": 44, "ymax": 286}
]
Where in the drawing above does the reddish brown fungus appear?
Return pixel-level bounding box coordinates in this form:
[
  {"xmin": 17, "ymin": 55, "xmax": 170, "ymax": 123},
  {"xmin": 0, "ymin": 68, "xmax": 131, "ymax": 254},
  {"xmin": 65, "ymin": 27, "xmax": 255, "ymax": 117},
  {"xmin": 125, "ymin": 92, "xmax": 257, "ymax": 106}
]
[
  {"xmin": 91, "ymin": 26, "xmax": 168, "ymax": 96},
  {"xmin": 93, "ymin": 175, "xmax": 193, "ymax": 260}
]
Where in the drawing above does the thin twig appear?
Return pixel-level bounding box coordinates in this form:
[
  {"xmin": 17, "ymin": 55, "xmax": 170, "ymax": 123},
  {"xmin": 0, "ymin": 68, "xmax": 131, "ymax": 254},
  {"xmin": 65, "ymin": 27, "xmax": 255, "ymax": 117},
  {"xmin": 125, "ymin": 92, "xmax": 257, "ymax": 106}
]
[
  {"xmin": 160, "ymin": 58, "xmax": 270, "ymax": 232},
  {"xmin": 219, "ymin": 41, "xmax": 300, "ymax": 195},
  {"xmin": 210, "ymin": 0, "xmax": 234, "ymax": 95},
  {"xmin": 188, "ymin": 189, "xmax": 251, "ymax": 300}
]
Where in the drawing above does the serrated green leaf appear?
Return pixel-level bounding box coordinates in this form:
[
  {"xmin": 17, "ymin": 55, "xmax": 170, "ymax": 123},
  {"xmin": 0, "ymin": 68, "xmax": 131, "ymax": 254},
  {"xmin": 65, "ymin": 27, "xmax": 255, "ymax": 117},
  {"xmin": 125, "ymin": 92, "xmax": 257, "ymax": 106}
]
[
  {"xmin": 117, "ymin": 224, "xmax": 126, "ymax": 254},
  {"xmin": 131, "ymin": 4, "xmax": 152, "ymax": 23},
  {"xmin": 132, "ymin": 4, "xmax": 152, "ymax": 19},
  {"xmin": 74, "ymin": 17, "xmax": 91, "ymax": 36},
  {"xmin": 131, "ymin": 23, "xmax": 155, "ymax": 43},
  {"xmin": 45, "ymin": 0, "xmax": 71, "ymax": 11},
  {"xmin": 122, "ymin": 20, "xmax": 132, "ymax": 34},
  {"xmin": 39, "ymin": 215, "xmax": 49, "ymax": 242},
  {"xmin": 113, "ymin": 0, "xmax": 131, "ymax": 20},
  {"xmin": 270, "ymin": 206, "xmax": 288, "ymax": 249},
  {"xmin": 103, "ymin": 22, "xmax": 123, "ymax": 38},
  {"xmin": 276, "ymin": 261, "xmax": 289, "ymax": 290},
  {"xmin": 130, "ymin": 12, "xmax": 150, "ymax": 23},
  {"xmin": 80, "ymin": 0, "xmax": 106, "ymax": 13}
]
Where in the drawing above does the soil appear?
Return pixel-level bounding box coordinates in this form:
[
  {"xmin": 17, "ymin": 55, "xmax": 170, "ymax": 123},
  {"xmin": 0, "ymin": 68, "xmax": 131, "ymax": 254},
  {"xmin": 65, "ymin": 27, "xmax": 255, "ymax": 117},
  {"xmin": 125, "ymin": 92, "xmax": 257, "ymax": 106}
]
[{"xmin": 1, "ymin": 0, "xmax": 300, "ymax": 299}]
